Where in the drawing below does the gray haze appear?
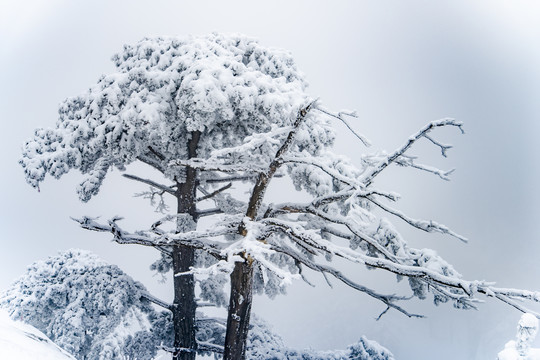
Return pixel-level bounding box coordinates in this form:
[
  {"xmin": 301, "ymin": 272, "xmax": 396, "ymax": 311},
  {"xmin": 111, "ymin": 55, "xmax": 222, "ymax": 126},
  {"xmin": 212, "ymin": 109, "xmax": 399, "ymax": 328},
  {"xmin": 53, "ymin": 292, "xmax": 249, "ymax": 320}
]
[{"xmin": 1, "ymin": 1, "xmax": 539, "ymax": 359}]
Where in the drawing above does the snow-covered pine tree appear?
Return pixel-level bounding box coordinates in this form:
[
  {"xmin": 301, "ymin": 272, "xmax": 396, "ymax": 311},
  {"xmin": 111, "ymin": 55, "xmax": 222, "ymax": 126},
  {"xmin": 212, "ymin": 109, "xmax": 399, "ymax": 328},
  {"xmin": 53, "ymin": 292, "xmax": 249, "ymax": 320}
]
[
  {"xmin": 20, "ymin": 33, "xmax": 311, "ymax": 359},
  {"xmin": 21, "ymin": 33, "xmax": 540, "ymax": 359}
]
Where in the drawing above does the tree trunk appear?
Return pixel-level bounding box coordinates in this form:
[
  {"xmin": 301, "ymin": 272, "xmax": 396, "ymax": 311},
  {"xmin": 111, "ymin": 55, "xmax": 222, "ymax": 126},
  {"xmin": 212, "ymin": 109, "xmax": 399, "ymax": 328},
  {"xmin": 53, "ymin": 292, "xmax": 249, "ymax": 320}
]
[
  {"xmin": 172, "ymin": 131, "xmax": 201, "ymax": 360},
  {"xmin": 223, "ymin": 258, "xmax": 254, "ymax": 360}
]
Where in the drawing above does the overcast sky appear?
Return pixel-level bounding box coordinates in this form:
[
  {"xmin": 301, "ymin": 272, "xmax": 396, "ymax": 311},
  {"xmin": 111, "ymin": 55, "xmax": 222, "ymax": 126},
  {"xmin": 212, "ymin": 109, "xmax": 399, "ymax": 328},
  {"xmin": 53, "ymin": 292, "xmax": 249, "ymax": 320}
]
[{"xmin": 1, "ymin": 1, "xmax": 540, "ymax": 359}]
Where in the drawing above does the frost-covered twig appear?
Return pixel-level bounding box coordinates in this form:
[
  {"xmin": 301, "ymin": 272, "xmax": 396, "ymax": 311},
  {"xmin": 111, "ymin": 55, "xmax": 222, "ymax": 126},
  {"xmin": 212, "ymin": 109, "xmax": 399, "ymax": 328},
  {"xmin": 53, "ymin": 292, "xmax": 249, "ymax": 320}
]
[
  {"xmin": 424, "ymin": 135, "xmax": 453, "ymax": 157},
  {"xmin": 310, "ymin": 187, "xmax": 400, "ymax": 208},
  {"xmin": 394, "ymin": 156, "xmax": 455, "ymax": 181},
  {"xmin": 361, "ymin": 118, "xmax": 464, "ymax": 185},
  {"xmin": 316, "ymin": 106, "xmax": 371, "ymax": 147},
  {"xmin": 366, "ymin": 196, "xmax": 468, "ymax": 242},
  {"xmin": 281, "ymin": 155, "xmax": 362, "ymax": 189}
]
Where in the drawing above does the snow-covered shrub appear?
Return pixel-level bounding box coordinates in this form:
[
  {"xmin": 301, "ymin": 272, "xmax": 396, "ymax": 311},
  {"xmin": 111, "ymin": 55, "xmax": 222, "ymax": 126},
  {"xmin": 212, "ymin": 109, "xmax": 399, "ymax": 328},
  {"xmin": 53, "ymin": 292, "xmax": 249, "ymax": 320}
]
[
  {"xmin": 498, "ymin": 313, "xmax": 540, "ymax": 360},
  {"xmin": 0, "ymin": 249, "xmax": 158, "ymax": 360}
]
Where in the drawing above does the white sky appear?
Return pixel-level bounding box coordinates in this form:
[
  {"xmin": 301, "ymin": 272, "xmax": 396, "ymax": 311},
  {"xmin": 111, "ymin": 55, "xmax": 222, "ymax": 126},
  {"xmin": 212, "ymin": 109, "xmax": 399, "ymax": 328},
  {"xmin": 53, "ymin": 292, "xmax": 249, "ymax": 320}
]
[{"xmin": 1, "ymin": 1, "xmax": 540, "ymax": 359}]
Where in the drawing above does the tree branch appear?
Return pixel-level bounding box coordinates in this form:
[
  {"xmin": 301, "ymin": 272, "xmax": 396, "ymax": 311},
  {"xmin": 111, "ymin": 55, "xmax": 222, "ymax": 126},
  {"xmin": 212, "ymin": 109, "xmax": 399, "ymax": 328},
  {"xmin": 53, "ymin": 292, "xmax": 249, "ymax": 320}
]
[
  {"xmin": 196, "ymin": 183, "xmax": 232, "ymax": 202},
  {"xmin": 72, "ymin": 216, "xmax": 232, "ymax": 259},
  {"xmin": 196, "ymin": 208, "xmax": 224, "ymax": 217},
  {"xmin": 140, "ymin": 291, "xmax": 171, "ymax": 310},
  {"xmin": 122, "ymin": 173, "xmax": 176, "ymax": 196},
  {"xmin": 270, "ymin": 243, "xmax": 423, "ymax": 318},
  {"xmin": 366, "ymin": 196, "xmax": 468, "ymax": 242},
  {"xmin": 203, "ymin": 174, "xmax": 259, "ymax": 183},
  {"xmin": 316, "ymin": 106, "xmax": 371, "ymax": 147}
]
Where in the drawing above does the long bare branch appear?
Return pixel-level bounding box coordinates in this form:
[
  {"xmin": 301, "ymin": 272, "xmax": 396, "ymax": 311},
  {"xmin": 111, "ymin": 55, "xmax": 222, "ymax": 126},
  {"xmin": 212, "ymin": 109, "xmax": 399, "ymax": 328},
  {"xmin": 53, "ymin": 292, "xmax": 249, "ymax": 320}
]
[
  {"xmin": 197, "ymin": 208, "xmax": 224, "ymax": 217},
  {"xmin": 203, "ymin": 174, "xmax": 259, "ymax": 183},
  {"xmin": 196, "ymin": 183, "xmax": 232, "ymax": 202},
  {"xmin": 122, "ymin": 173, "xmax": 176, "ymax": 196},
  {"xmin": 141, "ymin": 291, "xmax": 171, "ymax": 310}
]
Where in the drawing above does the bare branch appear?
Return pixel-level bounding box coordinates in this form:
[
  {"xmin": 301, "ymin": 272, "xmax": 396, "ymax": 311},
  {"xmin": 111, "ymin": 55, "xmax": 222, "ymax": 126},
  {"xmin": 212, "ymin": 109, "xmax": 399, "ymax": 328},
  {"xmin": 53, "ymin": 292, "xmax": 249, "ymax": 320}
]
[
  {"xmin": 424, "ymin": 135, "xmax": 453, "ymax": 157},
  {"xmin": 196, "ymin": 183, "xmax": 232, "ymax": 202},
  {"xmin": 492, "ymin": 294, "xmax": 540, "ymax": 318},
  {"xmin": 316, "ymin": 106, "xmax": 371, "ymax": 147},
  {"xmin": 140, "ymin": 291, "xmax": 171, "ymax": 310},
  {"xmin": 203, "ymin": 174, "xmax": 259, "ymax": 183},
  {"xmin": 137, "ymin": 154, "xmax": 165, "ymax": 173},
  {"xmin": 376, "ymin": 306, "xmax": 390, "ymax": 321},
  {"xmin": 197, "ymin": 208, "xmax": 223, "ymax": 217},
  {"xmin": 123, "ymin": 173, "xmax": 176, "ymax": 195},
  {"xmin": 198, "ymin": 342, "xmax": 224, "ymax": 354},
  {"xmin": 147, "ymin": 146, "xmax": 166, "ymax": 161}
]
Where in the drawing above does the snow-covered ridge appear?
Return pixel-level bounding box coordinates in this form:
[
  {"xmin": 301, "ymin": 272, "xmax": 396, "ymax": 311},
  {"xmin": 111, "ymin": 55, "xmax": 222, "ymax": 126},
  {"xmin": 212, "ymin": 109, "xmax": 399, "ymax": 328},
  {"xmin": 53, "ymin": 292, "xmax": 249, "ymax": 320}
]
[{"xmin": 0, "ymin": 309, "xmax": 76, "ymax": 359}]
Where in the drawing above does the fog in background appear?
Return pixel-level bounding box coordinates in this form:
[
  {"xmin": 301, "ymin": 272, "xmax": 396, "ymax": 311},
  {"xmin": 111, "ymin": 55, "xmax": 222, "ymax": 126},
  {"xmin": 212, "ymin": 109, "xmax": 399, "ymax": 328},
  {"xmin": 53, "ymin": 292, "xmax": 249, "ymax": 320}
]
[{"xmin": 1, "ymin": 1, "xmax": 539, "ymax": 359}]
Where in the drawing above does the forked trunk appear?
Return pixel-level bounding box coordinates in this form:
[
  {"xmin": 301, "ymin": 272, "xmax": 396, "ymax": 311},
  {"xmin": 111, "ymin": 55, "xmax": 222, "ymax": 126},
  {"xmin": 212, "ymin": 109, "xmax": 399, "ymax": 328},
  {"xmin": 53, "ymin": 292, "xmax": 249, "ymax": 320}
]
[
  {"xmin": 222, "ymin": 105, "xmax": 313, "ymax": 359},
  {"xmin": 223, "ymin": 258, "xmax": 254, "ymax": 360},
  {"xmin": 172, "ymin": 131, "xmax": 201, "ymax": 360}
]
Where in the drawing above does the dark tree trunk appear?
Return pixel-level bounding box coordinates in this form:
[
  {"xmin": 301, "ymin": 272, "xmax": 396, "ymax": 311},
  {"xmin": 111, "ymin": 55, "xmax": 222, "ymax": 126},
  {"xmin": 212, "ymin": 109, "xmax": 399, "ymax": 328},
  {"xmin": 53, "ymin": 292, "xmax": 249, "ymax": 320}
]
[
  {"xmin": 223, "ymin": 258, "xmax": 254, "ymax": 360},
  {"xmin": 172, "ymin": 131, "xmax": 201, "ymax": 360}
]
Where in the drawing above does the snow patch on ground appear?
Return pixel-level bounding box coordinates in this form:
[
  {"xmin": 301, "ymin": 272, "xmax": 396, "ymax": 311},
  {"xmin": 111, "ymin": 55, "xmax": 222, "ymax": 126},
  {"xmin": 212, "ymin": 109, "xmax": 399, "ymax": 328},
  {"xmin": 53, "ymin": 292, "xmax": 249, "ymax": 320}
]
[{"xmin": 0, "ymin": 309, "xmax": 76, "ymax": 359}]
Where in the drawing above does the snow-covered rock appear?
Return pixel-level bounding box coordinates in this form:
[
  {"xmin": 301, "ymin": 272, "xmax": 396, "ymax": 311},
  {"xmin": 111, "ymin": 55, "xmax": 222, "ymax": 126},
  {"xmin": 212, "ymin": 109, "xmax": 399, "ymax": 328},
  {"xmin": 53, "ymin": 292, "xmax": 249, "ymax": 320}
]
[{"xmin": 0, "ymin": 309, "xmax": 76, "ymax": 359}]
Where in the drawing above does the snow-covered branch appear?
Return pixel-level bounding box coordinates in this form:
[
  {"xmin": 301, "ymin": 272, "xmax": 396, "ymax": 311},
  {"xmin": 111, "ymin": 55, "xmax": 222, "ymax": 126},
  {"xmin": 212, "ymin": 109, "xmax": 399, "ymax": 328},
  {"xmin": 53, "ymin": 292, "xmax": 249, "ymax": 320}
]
[
  {"xmin": 73, "ymin": 216, "xmax": 234, "ymax": 259},
  {"xmin": 171, "ymin": 158, "xmax": 265, "ymax": 174}
]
